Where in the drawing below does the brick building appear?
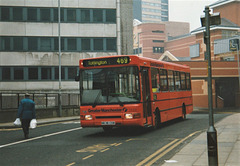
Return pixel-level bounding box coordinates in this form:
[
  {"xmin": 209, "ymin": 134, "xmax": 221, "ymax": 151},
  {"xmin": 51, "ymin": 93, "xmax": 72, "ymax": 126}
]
[{"xmin": 133, "ymin": 0, "xmax": 240, "ymax": 108}]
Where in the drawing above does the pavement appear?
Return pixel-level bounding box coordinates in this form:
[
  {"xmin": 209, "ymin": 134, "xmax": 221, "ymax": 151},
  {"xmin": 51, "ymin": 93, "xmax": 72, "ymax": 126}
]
[
  {"xmin": 162, "ymin": 110, "xmax": 240, "ymax": 166},
  {"xmin": 0, "ymin": 116, "xmax": 80, "ymax": 129},
  {"xmin": 1, "ymin": 109, "xmax": 240, "ymax": 166}
]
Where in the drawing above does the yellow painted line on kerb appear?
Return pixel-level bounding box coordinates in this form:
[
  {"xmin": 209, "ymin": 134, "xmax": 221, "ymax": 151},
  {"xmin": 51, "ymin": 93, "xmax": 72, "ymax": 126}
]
[
  {"xmin": 82, "ymin": 154, "xmax": 94, "ymax": 160},
  {"xmin": 66, "ymin": 162, "xmax": 76, "ymax": 166},
  {"xmin": 136, "ymin": 130, "xmax": 201, "ymax": 166},
  {"xmin": 136, "ymin": 139, "xmax": 179, "ymax": 166}
]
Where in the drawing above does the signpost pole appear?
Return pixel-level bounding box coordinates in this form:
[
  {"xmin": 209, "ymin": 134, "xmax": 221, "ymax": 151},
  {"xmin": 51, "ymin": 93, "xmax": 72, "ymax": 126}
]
[{"xmin": 204, "ymin": 6, "xmax": 218, "ymax": 166}]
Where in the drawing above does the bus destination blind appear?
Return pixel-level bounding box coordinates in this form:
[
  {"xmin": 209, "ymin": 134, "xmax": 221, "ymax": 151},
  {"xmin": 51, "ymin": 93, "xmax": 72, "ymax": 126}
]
[{"xmin": 83, "ymin": 57, "xmax": 130, "ymax": 67}]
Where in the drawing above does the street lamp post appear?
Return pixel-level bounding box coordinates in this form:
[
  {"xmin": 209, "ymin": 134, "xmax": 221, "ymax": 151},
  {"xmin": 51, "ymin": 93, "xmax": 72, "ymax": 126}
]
[
  {"xmin": 201, "ymin": 6, "xmax": 221, "ymax": 166},
  {"xmin": 58, "ymin": 0, "xmax": 62, "ymax": 117}
]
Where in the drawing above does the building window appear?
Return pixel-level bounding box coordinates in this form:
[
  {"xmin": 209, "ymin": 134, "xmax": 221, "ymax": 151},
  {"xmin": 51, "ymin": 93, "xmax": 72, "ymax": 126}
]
[
  {"xmin": 40, "ymin": 38, "xmax": 51, "ymax": 51},
  {"xmin": 40, "ymin": 8, "xmax": 50, "ymax": 21},
  {"xmin": 93, "ymin": 10, "xmax": 103, "ymax": 22},
  {"xmin": 55, "ymin": 67, "xmax": 65, "ymax": 80},
  {"xmin": 28, "ymin": 67, "xmax": 38, "ymax": 80},
  {"xmin": 13, "ymin": 8, "xmax": 23, "ymax": 21},
  {"xmin": 190, "ymin": 44, "xmax": 200, "ymax": 58},
  {"xmin": 152, "ymin": 30, "xmax": 164, "ymax": 33},
  {"xmin": 13, "ymin": 37, "xmax": 23, "ymax": 51},
  {"xmin": 54, "ymin": 38, "xmax": 65, "ymax": 51},
  {"xmin": 106, "ymin": 39, "xmax": 116, "ymax": 51},
  {"xmin": 67, "ymin": 67, "xmax": 77, "ymax": 80},
  {"xmin": 106, "ymin": 9, "xmax": 116, "ymax": 23},
  {"xmin": 0, "ymin": 66, "xmax": 79, "ymax": 81},
  {"xmin": 41, "ymin": 68, "xmax": 52, "ymax": 80},
  {"xmin": 54, "ymin": 8, "xmax": 64, "ymax": 22},
  {"xmin": 81, "ymin": 9, "xmax": 90, "ymax": 22},
  {"xmin": 153, "ymin": 40, "xmax": 164, "ymax": 43},
  {"xmin": 1, "ymin": 37, "xmax": 11, "ymax": 51},
  {"xmin": 67, "ymin": 9, "xmax": 76, "ymax": 22},
  {"xmin": 2, "ymin": 67, "xmax": 11, "ymax": 80},
  {"xmin": 67, "ymin": 38, "xmax": 77, "ymax": 51},
  {"xmin": 14, "ymin": 68, "xmax": 24, "ymax": 80},
  {"xmin": 1, "ymin": 7, "xmax": 10, "ymax": 21},
  {"xmin": 82, "ymin": 39, "xmax": 91, "ymax": 51},
  {"xmin": 94, "ymin": 39, "xmax": 103, "ymax": 51},
  {"xmin": 153, "ymin": 47, "xmax": 164, "ymax": 53},
  {"xmin": 28, "ymin": 8, "xmax": 37, "ymax": 21},
  {"xmin": 28, "ymin": 37, "xmax": 38, "ymax": 51}
]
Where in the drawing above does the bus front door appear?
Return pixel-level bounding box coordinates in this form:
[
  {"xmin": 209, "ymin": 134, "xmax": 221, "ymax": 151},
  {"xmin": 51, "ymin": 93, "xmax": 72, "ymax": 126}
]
[{"xmin": 141, "ymin": 68, "xmax": 152, "ymax": 126}]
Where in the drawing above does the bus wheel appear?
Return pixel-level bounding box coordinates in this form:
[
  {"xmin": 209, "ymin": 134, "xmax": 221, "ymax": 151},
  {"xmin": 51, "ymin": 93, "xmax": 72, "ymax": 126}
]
[
  {"xmin": 182, "ymin": 104, "xmax": 186, "ymax": 120},
  {"xmin": 154, "ymin": 109, "xmax": 161, "ymax": 129},
  {"xmin": 103, "ymin": 126, "xmax": 113, "ymax": 132}
]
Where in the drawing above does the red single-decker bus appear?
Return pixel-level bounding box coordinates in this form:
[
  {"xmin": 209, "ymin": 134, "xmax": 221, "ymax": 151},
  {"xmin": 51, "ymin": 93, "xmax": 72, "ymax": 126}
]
[{"xmin": 76, "ymin": 55, "xmax": 193, "ymax": 131}]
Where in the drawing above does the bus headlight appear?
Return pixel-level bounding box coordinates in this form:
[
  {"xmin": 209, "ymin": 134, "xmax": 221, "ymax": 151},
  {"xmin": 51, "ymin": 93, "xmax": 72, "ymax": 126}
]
[
  {"xmin": 125, "ymin": 113, "xmax": 133, "ymax": 119},
  {"xmin": 85, "ymin": 115, "xmax": 93, "ymax": 120}
]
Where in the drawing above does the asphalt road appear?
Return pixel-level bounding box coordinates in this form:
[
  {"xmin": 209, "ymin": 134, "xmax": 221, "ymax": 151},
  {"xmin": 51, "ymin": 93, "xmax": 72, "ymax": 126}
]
[{"xmin": 0, "ymin": 113, "xmax": 229, "ymax": 166}]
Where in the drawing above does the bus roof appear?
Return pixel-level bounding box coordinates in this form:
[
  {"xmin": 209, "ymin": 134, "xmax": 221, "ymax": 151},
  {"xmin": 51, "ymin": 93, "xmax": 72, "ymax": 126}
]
[{"xmin": 79, "ymin": 55, "xmax": 190, "ymax": 71}]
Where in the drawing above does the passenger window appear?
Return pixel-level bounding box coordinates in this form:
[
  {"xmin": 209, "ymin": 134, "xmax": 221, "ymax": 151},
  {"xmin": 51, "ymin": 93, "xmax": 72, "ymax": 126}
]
[
  {"xmin": 160, "ymin": 69, "xmax": 168, "ymax": 91},
  {"xmin": 174, "ymin": 71, "xmax": 181, "ymax": 91},
  {"xmin": 151, "ymin": 68, "xmax": 160, "ymax": 93},
  {"xmin": 180, "ymin": 72, "xmax": 186, "ymax": 90},
  {"xmin": 168, "ymin": 70, "xmax": 175, "ymax": 91}
]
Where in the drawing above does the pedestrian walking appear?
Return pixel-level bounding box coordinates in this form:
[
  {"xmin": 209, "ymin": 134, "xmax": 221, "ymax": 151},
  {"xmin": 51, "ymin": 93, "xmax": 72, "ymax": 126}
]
[{"xmin": 17, "ymin": 93, "xmax": 36, "ymax": 139}]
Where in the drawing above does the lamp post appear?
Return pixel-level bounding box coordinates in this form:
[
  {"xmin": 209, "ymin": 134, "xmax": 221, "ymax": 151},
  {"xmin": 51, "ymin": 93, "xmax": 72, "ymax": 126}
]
[
  {"xmin": 58, "ymin": 0, "xmax": 62, "ymax": 117},
  {"xmin": 201, "ymin": 6, "xmax": 221, "ymax": 166}
]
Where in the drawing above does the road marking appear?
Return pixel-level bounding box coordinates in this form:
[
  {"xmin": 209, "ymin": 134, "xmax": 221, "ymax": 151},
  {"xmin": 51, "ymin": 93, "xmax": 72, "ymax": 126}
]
[
  {"xmin": 137, "ymin": 130, "xmax": 202, "ymax": 166},
  {"xmin": 0, "ymin": 127, "xmax": 82, "ymax": 149},
  {"xmin": 66, "ymin": 162, "xmax": 76, "ymax": 166},
  {"xmin": 82, "ymin": 154, "xmax": 94, "ymax": 160},
  {"xmin": 136, "ymin": 139, "xmax": 179, "ymax": 166},
  {"xmin": 101, "ymin": 148, "xmax": 110, "ymax": 152},
  {"xmin": 114, "ymin": 143, "xmax": 122, "ymax": 146}
]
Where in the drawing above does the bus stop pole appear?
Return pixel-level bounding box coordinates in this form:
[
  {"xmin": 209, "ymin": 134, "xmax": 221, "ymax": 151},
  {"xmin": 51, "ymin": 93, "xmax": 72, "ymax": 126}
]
[{"xmin": 205, "ymin": 6, "xmax": 218, "ymax": 166}]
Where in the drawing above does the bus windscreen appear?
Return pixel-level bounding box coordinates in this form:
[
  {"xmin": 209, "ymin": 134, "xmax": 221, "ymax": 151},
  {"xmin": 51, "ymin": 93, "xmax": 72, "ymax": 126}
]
[{"xmin": 80, "ymin": 66, "xmax": 140, "ymax": 106}]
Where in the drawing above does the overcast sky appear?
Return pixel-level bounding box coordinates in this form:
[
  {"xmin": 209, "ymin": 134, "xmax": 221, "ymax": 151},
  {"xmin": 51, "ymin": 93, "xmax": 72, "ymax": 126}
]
[{"xmin": 169, "ymin": 0, "xmax": 216, "ymax": 31}]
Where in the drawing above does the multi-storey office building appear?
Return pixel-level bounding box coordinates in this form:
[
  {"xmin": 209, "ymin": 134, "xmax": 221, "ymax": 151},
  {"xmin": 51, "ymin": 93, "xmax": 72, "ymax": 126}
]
[
  {"xmin": 133, "ymin": 0, "xmax": 169, "ymax": 23},
  {"xmin": 0, "ymin": 0, "xmax": 133, "ymax": 93}
]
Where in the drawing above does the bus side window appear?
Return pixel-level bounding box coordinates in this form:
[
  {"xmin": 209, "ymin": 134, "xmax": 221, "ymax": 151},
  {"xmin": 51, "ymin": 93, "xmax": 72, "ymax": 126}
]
[
  {"xmin": 151, "ymin": 68, "xmax": 160, "ymax": 93},
  {"xmin": 174, "ymin": 71, "xmax": 181, "ymax": 91},
  {"xmin": 186, "ymin": 73, "xmax": 191, "ymax": 90},
  {"xmin": 160, "ymin": 69, "xmax": 168, "ymax": 91},
  {"xmin": 180, "ymin": 72, "xmax": 186, "ymax": 90},
  {"xmin": 168, "ymin": 70, "xmax": 175, "ymax": 91}
]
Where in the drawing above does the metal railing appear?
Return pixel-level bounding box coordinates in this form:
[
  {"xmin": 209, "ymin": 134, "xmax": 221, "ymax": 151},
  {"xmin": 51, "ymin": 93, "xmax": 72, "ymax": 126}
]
[{"xmin": 0, "ymin": 92, "xmax": 80, "ymax": 110}]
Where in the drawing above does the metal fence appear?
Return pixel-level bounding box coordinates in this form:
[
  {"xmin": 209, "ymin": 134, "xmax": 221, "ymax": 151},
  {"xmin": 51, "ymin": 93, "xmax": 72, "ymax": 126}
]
[{"xmin": 0, "ymin": 92, "xmax": 80, "ymax": 110}]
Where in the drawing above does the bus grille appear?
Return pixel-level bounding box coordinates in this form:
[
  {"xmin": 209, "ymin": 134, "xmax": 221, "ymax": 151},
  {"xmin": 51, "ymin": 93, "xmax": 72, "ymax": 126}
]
[{"xmin": 96, "ymin": 116, "xmax": 122, "ymax": 119}]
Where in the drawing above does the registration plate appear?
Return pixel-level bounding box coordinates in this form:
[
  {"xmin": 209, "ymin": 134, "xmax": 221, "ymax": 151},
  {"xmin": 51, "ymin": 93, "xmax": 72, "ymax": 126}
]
[{"xmin": 101, "ymin": 121, "xmax": 115, "ymax": 125}]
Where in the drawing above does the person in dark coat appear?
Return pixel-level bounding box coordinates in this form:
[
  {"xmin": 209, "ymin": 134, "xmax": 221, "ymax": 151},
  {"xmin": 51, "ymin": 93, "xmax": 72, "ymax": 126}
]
[{"xmin": 17, "ymin": 93, "xmax": 36, "ymax": 139}]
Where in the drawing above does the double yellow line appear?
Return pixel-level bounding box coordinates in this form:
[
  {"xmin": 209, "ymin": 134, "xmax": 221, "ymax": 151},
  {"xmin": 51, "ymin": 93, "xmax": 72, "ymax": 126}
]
[{"xmin": 136, "ymin": 131, "xmax": 201, "ymax": 166}]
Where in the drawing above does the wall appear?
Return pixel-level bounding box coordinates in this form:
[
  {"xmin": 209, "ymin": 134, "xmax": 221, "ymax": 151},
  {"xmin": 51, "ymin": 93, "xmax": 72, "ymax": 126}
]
[
  {"xmin": 165, "ymin": 35, "xmax": 196, "ymax": 58},
  {"xmin": 212, "ymin": 2, "xmax": 240, "ymax": 26}
]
